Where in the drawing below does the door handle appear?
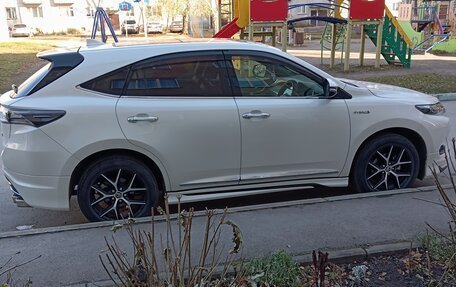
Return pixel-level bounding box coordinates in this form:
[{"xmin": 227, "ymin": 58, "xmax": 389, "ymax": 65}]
[
  {"xmin": 242, "ymin": 111, "xmax": 270, "ymax": 119},
  {"xmin": 127, "ymin": 114, "xmax": 159, "ymax": 123}
]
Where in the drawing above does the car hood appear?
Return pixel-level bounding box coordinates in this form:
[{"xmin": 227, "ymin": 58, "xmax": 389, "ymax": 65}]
[{"xmin": 339, "ymin": 78, "xmax": 438, "ymax": 103}]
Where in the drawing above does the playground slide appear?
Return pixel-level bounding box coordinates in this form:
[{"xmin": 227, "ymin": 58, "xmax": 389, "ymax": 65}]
[
  {"xmin": 213, "ymin": 18, "xmax": 241, "ymax": 38},
  {"xmin": 398, "ymin": 20, "xmax": 422, "ymax": 48}
]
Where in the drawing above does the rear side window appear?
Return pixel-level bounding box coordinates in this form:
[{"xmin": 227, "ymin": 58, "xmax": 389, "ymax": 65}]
[
  {"xmin": 124, "ymin": 52, "xmax": 230, "ymax": 97},
  {"xmin": 80, "ymin": 67, "xmax": 129, "ymax": 96},
  {"xmin": 12, "ymin": 52, "xmax": 84, "ymax": 98}
]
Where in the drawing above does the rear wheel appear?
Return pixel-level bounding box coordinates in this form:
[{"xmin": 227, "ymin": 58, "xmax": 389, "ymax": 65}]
[
  {"xmin": 351, "ymin": 134, "xmax": 420, "ymax": 193},
  {"xmin": 77, "ymin": 155, "xmax": 159, "ymax": 222}
]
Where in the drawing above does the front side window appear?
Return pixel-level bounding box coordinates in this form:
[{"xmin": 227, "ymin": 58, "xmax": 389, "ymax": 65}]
[
  {"xmin": 124, "ymin": 52, "xmax": 230, "ymax": 97},
  {"xmin": 228, "ymin": 54, "xmax": 325, "ymax": 98}
]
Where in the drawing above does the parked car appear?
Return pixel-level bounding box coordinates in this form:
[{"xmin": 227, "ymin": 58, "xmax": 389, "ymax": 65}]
[
  {"xmin": 0, "ymin": 40, "xmax": 449, "ymax": 222},
  {"xmin": 10, "ymin": 24, "xmax": 33, "ymax": 37},
  {"xmin": 169, "ymin": 21, "xmax": 183, "ymax": 33},
  {"xmin": 147, "ymin": 21, "xmax": 163, "ymax": 33},
  {"xmin": 121, "ymin": 19, "xmax": 139, "ymax": 34}
]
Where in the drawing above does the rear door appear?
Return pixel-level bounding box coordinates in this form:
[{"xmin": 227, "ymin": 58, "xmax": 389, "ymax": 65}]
[{"xmin": 116, "ymin": 51, "xmax": 241, "ymax": 191}]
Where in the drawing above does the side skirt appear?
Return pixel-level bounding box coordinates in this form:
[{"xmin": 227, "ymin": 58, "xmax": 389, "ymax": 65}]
[{"xmin": 167, "ymin": 177, "xmax": 348, "ymax": 204}]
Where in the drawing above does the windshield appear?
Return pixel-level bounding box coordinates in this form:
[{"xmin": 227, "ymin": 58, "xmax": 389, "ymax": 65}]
[
  {"xmin": 14, "ymin": 24, "xmax": 27, "ymax": 28},
  {"xmin": 12, "ymin": 63, "xmax": 51, "ymax": 98}
]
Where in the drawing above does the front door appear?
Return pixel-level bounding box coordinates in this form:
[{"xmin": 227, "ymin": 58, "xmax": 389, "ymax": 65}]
[{"xmin": 225, "ymin": 51, "xmax": 350, "ymax": 184}]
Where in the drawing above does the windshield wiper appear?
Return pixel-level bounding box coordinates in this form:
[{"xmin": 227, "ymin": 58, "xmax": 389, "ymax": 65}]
[{"xmin": 11, "ymin": 84, "xmax": 18, "ymax": 94}]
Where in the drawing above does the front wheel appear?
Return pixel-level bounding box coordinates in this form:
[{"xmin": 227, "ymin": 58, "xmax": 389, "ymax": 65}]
[
  {"xmin": 77, "ymin": 155, "xmax": 159, "ymax": 222},
  {"xmin": 351, "ymin": 134, "xmax": 420, "ymax": 193}
]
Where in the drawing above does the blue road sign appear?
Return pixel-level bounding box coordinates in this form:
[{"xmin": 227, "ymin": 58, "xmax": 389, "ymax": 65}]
[{"xmin": 119, "ymin": 1, "xmax": 132, "ymax": 11}]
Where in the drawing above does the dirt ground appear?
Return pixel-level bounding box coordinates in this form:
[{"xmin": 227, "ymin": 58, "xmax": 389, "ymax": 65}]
[{"xmin": 288, "ymin": 38, "xmax": 456, "ymax": 80}]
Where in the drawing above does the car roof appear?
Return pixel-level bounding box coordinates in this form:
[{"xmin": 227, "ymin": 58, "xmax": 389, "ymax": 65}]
[{"xmin": 79, "ymin": 38, "xmax": 278, "ymax": 54}]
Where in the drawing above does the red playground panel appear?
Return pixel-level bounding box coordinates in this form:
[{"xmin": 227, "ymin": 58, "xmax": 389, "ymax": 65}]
[
  {"xmin": 250, "ymin": 0, "xmax": 288, "ymax": 21},
  {"xmin": 349, "ymin": 0, "xmax": 385, "ymax": 20}
]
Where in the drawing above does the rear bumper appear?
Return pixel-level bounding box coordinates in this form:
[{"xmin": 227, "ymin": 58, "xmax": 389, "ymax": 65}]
[{"xmin": 4, "ymin": 167, "xmax": 71, "ymax": 210}]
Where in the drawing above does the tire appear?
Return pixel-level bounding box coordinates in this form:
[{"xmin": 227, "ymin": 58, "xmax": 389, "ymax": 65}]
[
  {"xmin": 77, "ymin": 155, "xmax": 159, "ymax": 222},
  {"xmin": 351, "ymin": 133, "xmax": 420, "ymax": 193}
]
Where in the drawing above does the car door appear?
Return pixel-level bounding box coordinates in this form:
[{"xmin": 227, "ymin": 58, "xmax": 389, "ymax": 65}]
[
  {"xmin": 116, "ymin": 51, "xmax": 241, "ymax": 191},
  {"xmin": 224, "ymin": 51, "xmax": 350, "ymax": 183}
]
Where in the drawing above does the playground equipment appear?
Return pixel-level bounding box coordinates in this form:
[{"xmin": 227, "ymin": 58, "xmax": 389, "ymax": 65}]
[
  {"xmin": 287, "ymin": 3, "xmax": 349, "ymax": 67},
  {"xmin": 215, "ymin": 0, "xmax": 415, "ymax": 69},
  {"xmin": 90, "ymin": 7, "xmax": 118, "ymax": 43},
  {"xmin": 214, "ymin": 0, "xmax": 288, "ymax": 51},
  {"xmin": 398, "ymin": 0, "xmax": 452, "ymax": 53}
]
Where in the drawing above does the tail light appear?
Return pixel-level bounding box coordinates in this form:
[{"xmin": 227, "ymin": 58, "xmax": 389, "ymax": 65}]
[{"xmin": 0, "ymin": 105, "xmax": 65, "ymax": 127}]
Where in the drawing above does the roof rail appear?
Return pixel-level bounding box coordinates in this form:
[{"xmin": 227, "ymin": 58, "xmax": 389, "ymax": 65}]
[{"xmin": 86, "ymin": 39, "xmax": 105, "ymax": 48}]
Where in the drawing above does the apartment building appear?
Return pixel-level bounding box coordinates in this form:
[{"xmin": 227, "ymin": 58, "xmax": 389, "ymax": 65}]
[{"xmin": 2, "ymin": 0, "xmax": 120, "ymax": 35}]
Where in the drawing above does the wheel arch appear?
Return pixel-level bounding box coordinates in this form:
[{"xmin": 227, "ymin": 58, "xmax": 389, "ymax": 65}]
[
  {"xmin": 70, "ymin": 149, "xmax": 167, "ymax": 196},
  {"xmin": 349, "ymin": 128, "xmax": 427, "ymax": 181}
]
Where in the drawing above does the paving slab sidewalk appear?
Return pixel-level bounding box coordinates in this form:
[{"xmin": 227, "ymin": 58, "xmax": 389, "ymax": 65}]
[{"xmin": 0, "ymin": 186, "xmax": 453, "ymax": 286}]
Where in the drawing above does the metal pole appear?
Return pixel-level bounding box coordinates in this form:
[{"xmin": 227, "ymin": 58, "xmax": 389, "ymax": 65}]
[
  {"xmin": 272, "ymin": 26, "xmax": 276, "ymax": 46},
  {"xmin": 359, "ymin": 24, "xmax": 365, "ymax": 66},
  {"xmin": 375, "ymin": 19, "xmax": 383, "ymax": 68},
  {"xmin": 330, "ymin": 23, "xmax": 337, "ymax": 68},
  {"xmin": 281, "ymin": 21, "xmax": 287, "ymax": 52},
  {"xmin": 248, "ymin": 22, "xmax": 253, "ymax": 40},
  {"xmin": 344, "ymin": 21, "xmax": 352, "ymax": 71},
  {"xmin": 143, "ymin": 1, "xmax": 148, "ymax": 38}
]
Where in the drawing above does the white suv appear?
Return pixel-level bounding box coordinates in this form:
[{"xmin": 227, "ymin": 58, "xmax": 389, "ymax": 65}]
[{"xmin": 0, "ymin": 40, "xmax": 449, "ymax": 222}]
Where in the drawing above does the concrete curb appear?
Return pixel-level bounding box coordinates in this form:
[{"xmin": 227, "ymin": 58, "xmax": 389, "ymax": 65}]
[
  {"xmin": 65, "ymin": 240, "xmax": 419, "ymax": 287},
  {"xmin": 1, "ymin": 184, "xmax": 447, "ymax": 239},
  {"xmin": 437, "ymin": 93, "xmax": 456, "ymax": 102}
]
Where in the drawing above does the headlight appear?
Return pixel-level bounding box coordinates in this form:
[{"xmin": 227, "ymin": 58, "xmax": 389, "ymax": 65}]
[{"xmin": 415, "ymin": 102, "xmax": 445, "ymax": 115}]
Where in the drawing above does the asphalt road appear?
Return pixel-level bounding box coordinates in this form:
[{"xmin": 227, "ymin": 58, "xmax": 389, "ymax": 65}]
[{"xmin": 1, "ymin": 102, "xmax": 455, "ymax": 233}]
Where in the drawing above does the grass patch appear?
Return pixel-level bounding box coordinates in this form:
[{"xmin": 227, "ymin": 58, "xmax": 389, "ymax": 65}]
[
  {"xmin": 361, "ymin": 73, "xmax": 456, "ymax": 94},
  {"xmin": 432, "ymin": 38, "xmax": 456, "ymax": 55},
  {"xmin": 0, "ymin": 41, "xmax": 54, "ymax": 93},
  {"xmin": 246, "ymin": 250, "xmax": 302, "ymax": 287}
]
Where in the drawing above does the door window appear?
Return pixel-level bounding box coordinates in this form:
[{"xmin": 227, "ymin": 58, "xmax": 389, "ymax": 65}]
[
  {"xmin": 228, "ymin": 55, "xmax": 325, "ymax": 98},
  {"xmin": 124, "ymin": 53, "xmax": 230, "ymax": 97}
]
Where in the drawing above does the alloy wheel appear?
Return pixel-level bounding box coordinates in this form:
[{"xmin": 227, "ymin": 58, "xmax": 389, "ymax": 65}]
[
  {"xmin": 365, "ymin": 144, "xmax": 414, "ymax": 191},
  {"xmin": 89, "ymin": 168, "xmax": 148, "ymax": 220}
]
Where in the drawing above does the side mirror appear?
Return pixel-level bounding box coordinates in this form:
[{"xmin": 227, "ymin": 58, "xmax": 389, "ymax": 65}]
[
  {"xmin": 328, "ymin": 87, "xmax": 339, "ymax": 98},
  {"xmin": 322, "ymin": 79, "xmax": 338, "ymax": 99},
  {"xmin": 252, "ymin": 64, "xmax": 267, "ymax": 78}
]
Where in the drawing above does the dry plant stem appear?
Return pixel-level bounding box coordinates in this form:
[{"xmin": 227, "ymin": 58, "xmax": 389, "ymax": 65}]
[
  {"xmin": 106, "ymin": 239, "xmax": 130, "ymax": 282},
  {"xmin": 152, "ymin": 210, "xmax": 161, "ymax": 284},
  {"xmin": 164, "ymin": 195, "xmax": 177, "ymax": 258},
  {"xmin": 426, "ymin": 222, "xmax": 453, "ymax": 242},
  {"xmin": 439, "ymin": 252, "xmax": 456, "ymax": 284},
  {"xmin": 413, "ymin": 197, "xmax": 448, "ymax": 208},
  {"xmin": 0, "ymin": 255, "xmax": 41, "ymax": 277},
  {"xmin": 103, "ymin": 252, "xmax": 126, "ymax": 286},
  {"xmin": 432, "ymin": 166, "xmax": 456, "ymax": 222},
  {"xmin": 451, "ymin": 138, "xmax": 456, "ymax": 176},
  {"xmin": 99, "ymin": 253, "xmax": 122, "ymax": 287},
  {"xmin": 186, "ymin": 209, "xmax": 194, "ymax": 283},
  {"xmin": 445, "ymin": 147, "xmax": 456, "ymax": 195}
]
